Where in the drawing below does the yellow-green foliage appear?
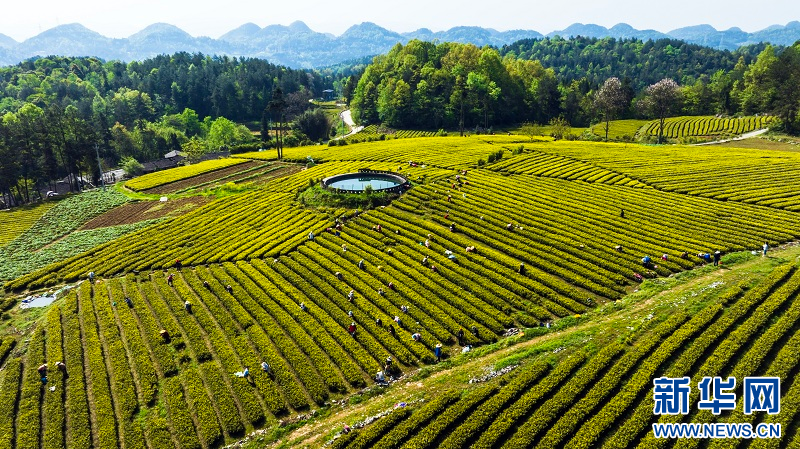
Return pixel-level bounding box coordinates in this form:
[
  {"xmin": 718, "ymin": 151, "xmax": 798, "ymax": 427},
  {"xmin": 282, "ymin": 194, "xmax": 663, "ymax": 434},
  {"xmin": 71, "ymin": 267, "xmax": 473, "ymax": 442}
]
[
  {"xmin": 522, "ymin": 140, "xmax": 800, "ymax": 210},
  {"xmin": 7, "ymin": 191, "xmax": 330, "ymax": 287},
  {"xmin": 490, "ymin": 150, "xmax": 647, "ymax": 187},
  {"xmin": 0, "ymin": 201, "xmax": 58, "ymax": 246},
  {"xmin": 124, "ymin": 158, "xmax": 246, "ymax": 191},
  {"xmin": 340, "ymin": 264, "xmax": 800, "ymax": 447},
  {"xmin": 5, "ymin": 134, "xmax": 800, "ymax": 449},
  {"xmin": 591, "ymin": 119, "xmax": 650, "ymax": 140},
  {"xmin": 237, "ymin": 136, "xmax": 512, "ymax": 168},
  {"xmin": 644, "ymin": 115, "xmax": 775, "ymax": 138},
  {"xmin": 348, "ymin": 125, "xmax": 439, "ymax": 142}
]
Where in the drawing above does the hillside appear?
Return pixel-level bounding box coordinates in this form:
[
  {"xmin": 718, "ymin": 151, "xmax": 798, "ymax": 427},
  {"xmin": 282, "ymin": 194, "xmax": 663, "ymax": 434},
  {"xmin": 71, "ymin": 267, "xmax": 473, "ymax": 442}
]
[
  {"xmin": 1, "ymin": 135, "xmax": 800, "ymax": 447},
  {"xmin": 1, "ymin": 20, "xmax": 800, "ymax": 68}
]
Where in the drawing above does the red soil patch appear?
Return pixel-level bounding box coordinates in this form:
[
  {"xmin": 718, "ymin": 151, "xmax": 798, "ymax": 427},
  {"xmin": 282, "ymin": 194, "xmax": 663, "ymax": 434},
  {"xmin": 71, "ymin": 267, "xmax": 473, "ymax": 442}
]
[{"xmin": 80, "ymin": 197, "xmax": 211, "ymax": 230}]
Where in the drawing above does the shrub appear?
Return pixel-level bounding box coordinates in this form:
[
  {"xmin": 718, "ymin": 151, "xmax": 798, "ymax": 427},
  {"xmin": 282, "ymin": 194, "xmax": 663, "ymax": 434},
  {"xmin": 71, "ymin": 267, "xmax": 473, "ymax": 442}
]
[{"xmin": 120, "ymin": 156, "xmax": 144, "ymax": 177}]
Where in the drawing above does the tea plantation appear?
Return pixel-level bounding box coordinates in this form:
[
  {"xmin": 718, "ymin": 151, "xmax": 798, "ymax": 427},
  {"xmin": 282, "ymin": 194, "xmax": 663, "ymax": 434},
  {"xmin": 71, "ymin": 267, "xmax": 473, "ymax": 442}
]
[{"xmin": 2, "ymin": 135, "xmax": 800, "ymax": 448}]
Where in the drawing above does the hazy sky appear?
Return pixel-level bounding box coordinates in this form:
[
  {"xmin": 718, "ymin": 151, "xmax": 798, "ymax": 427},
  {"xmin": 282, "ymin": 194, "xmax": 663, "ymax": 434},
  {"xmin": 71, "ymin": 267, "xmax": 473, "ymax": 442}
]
[{"xmin": 1, "ymin": 0, "xmax": 797, "ymax": 41}]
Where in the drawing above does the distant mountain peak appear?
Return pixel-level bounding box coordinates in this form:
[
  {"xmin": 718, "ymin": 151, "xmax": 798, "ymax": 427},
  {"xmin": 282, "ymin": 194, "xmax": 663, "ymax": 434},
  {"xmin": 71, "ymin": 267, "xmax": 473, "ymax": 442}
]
[
  {"xmin": 610, "ymin": 23, "xmax": 635, "ymax": 31},
  {"xmin": 129, "ymin": 23, "xmax": 191, "ymax": 40},
  {"xmin": 218, "ymin": 23, "xmax": 261, "ymax": 42},
  {"xmin": 288, "ymin": 20, "xmax": 312, "ymax": 32},
  {"xmin": 669, "ymin": 24, "xmax": 718, "ymax": 34},
  {"xmin": 1, "ymin": 20, "xmax": 799, "ymax": 70},
  {"xmin": 40, "ymin": 23, "xmax": 105, "ymax": 37},
  {"xmin": 0, "ymin": 33, "xmax": 17, "ymax": 49}
]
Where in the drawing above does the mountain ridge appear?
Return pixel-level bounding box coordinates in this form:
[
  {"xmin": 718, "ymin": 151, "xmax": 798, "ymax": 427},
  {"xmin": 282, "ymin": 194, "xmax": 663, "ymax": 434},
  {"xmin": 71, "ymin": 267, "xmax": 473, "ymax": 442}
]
[{"xmin": 1, "ymin": 20, "xmax": 798, "ymax": 69}]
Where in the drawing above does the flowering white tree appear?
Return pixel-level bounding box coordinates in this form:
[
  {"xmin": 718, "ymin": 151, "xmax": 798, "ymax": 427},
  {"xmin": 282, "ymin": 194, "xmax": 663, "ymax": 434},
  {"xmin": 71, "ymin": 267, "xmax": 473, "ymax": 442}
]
[
  {"xmin": 594, "ymin": 77, "xmax": 627, "ymax": 141},
  {"xmin": 642, "ymin": 79, "xmax": 682, "ymax": 143}
]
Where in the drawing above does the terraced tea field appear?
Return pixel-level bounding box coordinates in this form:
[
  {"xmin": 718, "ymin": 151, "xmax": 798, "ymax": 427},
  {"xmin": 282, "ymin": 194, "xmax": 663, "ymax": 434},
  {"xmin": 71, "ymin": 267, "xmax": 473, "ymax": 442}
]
[
  {"xmin": 124, "ymin": 158, "xmax": 248, "ymax": 192},
  {"xmin": 326, "ymin": 261, "xmax": 800, "ymax": 448},
  {"xmin": 644, "ymin": 115, "xmax": 775, "ymax": 139},
  {"xmin": 3, "ymin": 135, "xmax": 800, "ymax": 448}
]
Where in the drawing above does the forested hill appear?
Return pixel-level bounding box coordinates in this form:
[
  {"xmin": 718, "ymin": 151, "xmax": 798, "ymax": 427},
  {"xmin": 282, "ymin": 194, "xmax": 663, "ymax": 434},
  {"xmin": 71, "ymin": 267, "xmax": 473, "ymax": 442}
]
[
  {"xmin": 500, "ymin": 37, "xmax": 767, "ymax": 91},
  {"xmin": 0, "ymin": 53, "xmax": 331, "ymax": 122},
  {"xmin": 349, "ymin": 39, "xmax": 799, "ymax": 133}
]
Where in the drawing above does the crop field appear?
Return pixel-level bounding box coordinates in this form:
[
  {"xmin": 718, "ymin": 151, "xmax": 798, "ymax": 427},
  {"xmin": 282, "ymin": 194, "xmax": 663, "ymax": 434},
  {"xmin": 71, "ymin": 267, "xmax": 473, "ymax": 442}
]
[
  {"xmin": 0, "ymin": 220, "xmax": 162, "ymax": 282},
  {"xmin": 237, "ymin": 137, "xmax": 508, "ymax": 169},
  {"xmin": 512, "ymin": 140, "xmax": 800, "ymax": 211},
  {"xmin": 644, "ymin": 115, "xmax": 775, "ymax": 139},
  {"xmin": 3, "ymin": 135, "xmax": 800, "ymax": 448},
  {"xmin": 489, "ymin": 150, "xmax": 647, "ymax": 186},
  {"xmin": 79, "ymin": 197, "xmax": 211, "ymax": 230},
  {"xmin": 327, "ymin": 261, "xmax": 800, "ymax": 448},
  {"xmin": 143, "ymin": 160, "xmax": 268, "ymax": 194},
  {"xmin": 591, "ymin": 119, "xmax": 650, "ymax": 140},
  {"xmin": 0, "ymin": 190, "xmax": 129, "ymax": 280},
  {"xmin": 0, "ymin": 200, "xmax": 59, "ymax": 246},
  {"xmin": 348, "ymin": 125, "xmax": 439, "ymax": 142},
  {"xmin": 124, "ymin": 158, "xmax": 247, "ymax": 192}
]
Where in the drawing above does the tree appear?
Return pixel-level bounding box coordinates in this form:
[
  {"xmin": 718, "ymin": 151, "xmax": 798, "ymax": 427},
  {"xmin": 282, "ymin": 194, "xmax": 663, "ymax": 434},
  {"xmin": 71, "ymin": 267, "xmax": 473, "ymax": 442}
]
[
  {"xmin": 179, "ymin": 108, "xmax": 202, "ymax": 137},
  {"xmin": 642, "ymin": 79, "xmax": 682, "ymax": 143},
  {"xmin": 549, "ymin": 117, "xmax": 571, "ymax": 140},
  {"xmin": 520, "ymin": 122, "xmax": 543, "ymax": 141},
  {"xmin": 269, "ymin": 88, "xmax": 287, "ymax": 159},
  {"xmin": 182, "ymin": 137, "xmax": 206, "ymax": 163},
  {"xmin": 594, "ymin": 77, "xmax": 627, "ymax": 141},
  {"xmin": 120, "ymin": 156, "xmax": 144, "ymax": 177},
  {"xmin": 769, "ymin": 44, "xmax": 800, "ymax": 134},
  {"xmin": 294, "ymin": 109, "xmax": 330, "ymax": 142},
  {"xmin": 452, "ymin": 64, "xmax": 467, "ymax": 136},
  {"xmin": 260, "ymin": 107, "xmax": 271, "ymax": 143},
  {"xmin": 467, "ymin": 72, "xmax": 501, "ymax": 129},
  {"xmin": 206, "ymin": 117, "xmax": 237, "ymax": 151}
]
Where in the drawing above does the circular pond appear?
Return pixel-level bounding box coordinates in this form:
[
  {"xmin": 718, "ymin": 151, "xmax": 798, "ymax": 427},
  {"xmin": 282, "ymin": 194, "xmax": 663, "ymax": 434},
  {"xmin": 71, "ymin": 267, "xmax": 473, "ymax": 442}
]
[{"xmin": 321, "ymin": 170, "xmax": 410, "ymax": 193}]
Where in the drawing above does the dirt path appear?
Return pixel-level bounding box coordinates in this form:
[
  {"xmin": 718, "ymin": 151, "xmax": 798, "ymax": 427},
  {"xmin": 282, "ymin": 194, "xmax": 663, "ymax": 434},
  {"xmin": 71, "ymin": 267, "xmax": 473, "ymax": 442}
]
[
  {"xmin": 693, "ymin": 128, "xmax": 769, "ymax": 146},
  {"xmin": 335, "ymin": 110, "xmax": 364, "ymax": 140}
]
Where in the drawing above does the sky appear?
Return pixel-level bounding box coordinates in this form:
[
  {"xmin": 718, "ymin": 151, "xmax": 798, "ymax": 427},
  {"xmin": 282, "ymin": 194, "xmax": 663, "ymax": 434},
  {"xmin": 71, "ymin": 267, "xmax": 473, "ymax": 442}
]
[{"xmin": 1, "ymin": 0, "xmax": 798, "ymax": 41}]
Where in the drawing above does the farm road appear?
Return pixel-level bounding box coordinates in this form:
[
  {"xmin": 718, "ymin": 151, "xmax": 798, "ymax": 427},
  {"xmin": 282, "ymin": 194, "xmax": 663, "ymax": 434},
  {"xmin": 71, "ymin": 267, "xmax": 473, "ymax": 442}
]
[
  {"xmin": 694, "ymin": 128, "xmax": 769, "ymax": 146},
  {"xmin": 336, "ymin": 109, "xmax": 364, "ymax": 140}
]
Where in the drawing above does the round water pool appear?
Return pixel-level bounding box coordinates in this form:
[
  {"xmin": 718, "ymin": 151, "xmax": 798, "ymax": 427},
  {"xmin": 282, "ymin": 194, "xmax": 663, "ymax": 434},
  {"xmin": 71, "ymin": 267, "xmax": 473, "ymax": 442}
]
[{"xmin": 321, "ymin": 171, "xmax": 410, "ymax": 193}]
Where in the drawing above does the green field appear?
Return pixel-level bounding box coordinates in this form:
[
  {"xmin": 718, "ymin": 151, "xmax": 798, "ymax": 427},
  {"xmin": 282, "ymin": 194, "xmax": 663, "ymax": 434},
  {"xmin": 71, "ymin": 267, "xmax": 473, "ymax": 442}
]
[
  {"xmin": 0, "ymin": 200, "xmax": 59, "ymax": 247},
  {"xmin": 124, "ymin": 158, "xmax": 248, "ymax": 192},
  {"xmin": 644, "ymin": 115, "xmax": 775, "ymax": 139},
  {"xmin": 591, "ymin": 119, "xmax": 650, "ymax": 140},
  {"xmin": 3, "ymin": 136, "xmax": 800, "ymax": 448}
]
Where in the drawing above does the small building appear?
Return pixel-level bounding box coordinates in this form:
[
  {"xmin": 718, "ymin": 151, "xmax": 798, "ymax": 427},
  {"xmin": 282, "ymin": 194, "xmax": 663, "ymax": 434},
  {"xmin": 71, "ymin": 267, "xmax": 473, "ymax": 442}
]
[
  {"xmin": 141, "ymin": 155, "xmax": 184, "ymax": 174},
  {"xmin": 322, "ymin": 89, "xmax": 335, "ymax": 101}
]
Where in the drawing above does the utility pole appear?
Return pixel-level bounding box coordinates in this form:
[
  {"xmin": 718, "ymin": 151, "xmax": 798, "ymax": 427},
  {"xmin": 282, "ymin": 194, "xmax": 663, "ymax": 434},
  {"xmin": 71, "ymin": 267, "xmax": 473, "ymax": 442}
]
[{"xmin": 95, "ymin": 144, "xmax": 106, "ymax": 191}]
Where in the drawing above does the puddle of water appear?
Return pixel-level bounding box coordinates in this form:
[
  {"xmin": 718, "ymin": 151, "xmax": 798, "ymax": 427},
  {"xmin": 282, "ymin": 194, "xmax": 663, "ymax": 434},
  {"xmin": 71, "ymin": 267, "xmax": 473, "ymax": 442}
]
[
  {"xmin": 19, "ymin": 283, "xmax": 78, "ymax": 309},
  {"xmin": 20, "ymin": 296, "xmax": 57, "ymax": 309}
]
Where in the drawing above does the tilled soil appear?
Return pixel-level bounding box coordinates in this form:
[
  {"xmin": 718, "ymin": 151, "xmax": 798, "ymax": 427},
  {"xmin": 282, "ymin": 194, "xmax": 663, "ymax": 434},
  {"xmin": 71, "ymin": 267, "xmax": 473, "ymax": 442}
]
[{"xmin": 79, "ymin": 197, "xmax": 211, "ymax": 230}]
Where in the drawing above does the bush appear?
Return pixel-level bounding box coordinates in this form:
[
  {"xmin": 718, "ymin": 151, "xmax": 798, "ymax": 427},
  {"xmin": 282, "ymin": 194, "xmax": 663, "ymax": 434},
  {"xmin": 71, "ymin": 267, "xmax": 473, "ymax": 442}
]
[
  {"xmin": 230, "ymin": 142, "xmax": 265, "ymax": 154},
  {"xmin": 284, "ymin": 134, "xmax": 301, "ymax": 147},
  {"xmin": 294, "ymin": 109, "xmax": 331, "ymax": 141},
  {"xmin": 120, "ymin": 156, "xmax": 144, "ymax": 178}
]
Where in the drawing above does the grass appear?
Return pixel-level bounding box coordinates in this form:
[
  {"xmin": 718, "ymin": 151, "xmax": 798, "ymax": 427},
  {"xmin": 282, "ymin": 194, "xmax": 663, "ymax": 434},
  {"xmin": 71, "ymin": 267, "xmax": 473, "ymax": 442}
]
[
  {"xmin": 591, "ymin": 119, "xmax": 650, "ymax": 141},
  {"xmin": 296, "ymin": 184, "xmax": 399, "ymax": 210}
]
